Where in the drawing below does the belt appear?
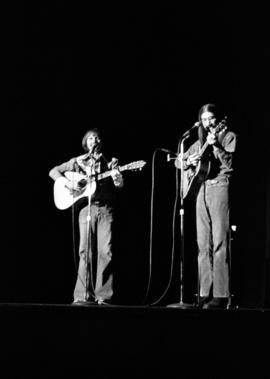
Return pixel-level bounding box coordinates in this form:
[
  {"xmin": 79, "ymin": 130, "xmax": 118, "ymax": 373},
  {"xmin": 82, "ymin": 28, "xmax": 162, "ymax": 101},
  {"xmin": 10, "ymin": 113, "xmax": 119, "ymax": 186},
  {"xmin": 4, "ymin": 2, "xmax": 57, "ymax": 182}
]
[
  {"xmin": 92, "ymin": 201, "xmax": 105, "ymax": 206},
  {"xmin": 91, "ymin": 201, "xmax": 114, "ymax": 207},
  {"xmin": 206, "ymin": 179, "xmax": 218, "ymax": 184},
  {"xmin": 205, "ymin": 178, "xmax": 228, "ymax": 185}
]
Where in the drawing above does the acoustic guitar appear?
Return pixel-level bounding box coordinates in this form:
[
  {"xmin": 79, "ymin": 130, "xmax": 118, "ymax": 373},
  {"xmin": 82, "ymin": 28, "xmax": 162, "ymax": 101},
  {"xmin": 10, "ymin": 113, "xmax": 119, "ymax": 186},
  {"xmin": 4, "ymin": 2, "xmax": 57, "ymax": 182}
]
[
  {"xmin": 183, "ymin": 117, "xmax": 227, "ymax": 200},
  {"xmin": 53, "ymin": 160, "xmax": 146, "ymax": 210}
]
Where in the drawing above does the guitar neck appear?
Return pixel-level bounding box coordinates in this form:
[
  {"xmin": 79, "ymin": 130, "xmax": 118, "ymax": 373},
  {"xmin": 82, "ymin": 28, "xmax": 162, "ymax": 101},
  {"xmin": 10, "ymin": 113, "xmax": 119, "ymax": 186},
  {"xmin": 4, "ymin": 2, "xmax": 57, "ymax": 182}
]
[
  {"xmin": 199, "ymin": 141, "xmax": 210, "ymax": 157},
  {"xmin": 97, "ymin": 165, "xmax": 128, "ymax": 181},
  {"xmin": 198, "ymin": 119, "xmax": 226, "ymax": 157}
]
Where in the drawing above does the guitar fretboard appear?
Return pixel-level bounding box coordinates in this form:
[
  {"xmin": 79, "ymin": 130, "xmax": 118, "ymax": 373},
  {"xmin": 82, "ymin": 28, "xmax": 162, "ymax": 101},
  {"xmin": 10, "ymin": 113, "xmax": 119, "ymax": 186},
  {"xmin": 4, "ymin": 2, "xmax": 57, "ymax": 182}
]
[
  {"xmin": 199, "ymin": 118, "xmax": 227, "ymax": 157},
  {"xmin": 97, "ymin": 164, "xmax": 130, "ymax": 180}
]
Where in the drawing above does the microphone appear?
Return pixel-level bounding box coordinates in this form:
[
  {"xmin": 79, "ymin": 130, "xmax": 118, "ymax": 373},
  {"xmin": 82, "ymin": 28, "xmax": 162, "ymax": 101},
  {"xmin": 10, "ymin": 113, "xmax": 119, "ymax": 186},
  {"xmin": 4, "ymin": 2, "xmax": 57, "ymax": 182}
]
[
  {"xmin": 159, "ymin": 148, "xmax": 177, "ymax": 161},
  {"xmin": 159, "ymin": 148, "xmax": 176, "ymax": 154},
  {"xmin": 88, "ymin": 142, "xmax": 100, "ymax": 155},
  {"xmin": 182, "ymin": 121, "xmax": 201, "ymax": 138}
]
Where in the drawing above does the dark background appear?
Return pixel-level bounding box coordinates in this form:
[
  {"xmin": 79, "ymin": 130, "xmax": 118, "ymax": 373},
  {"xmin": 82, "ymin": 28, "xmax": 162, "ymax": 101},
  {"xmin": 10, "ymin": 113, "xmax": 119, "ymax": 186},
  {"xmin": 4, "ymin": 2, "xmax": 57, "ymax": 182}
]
[{"xmin": 3, "ymin": 3, "xmax": 269, "ymax": 308}]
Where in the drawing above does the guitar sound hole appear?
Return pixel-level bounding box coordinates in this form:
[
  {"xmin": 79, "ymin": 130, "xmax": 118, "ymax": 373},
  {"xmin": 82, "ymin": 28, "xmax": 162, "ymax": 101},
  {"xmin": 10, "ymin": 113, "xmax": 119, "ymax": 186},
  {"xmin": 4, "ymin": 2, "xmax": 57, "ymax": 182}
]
[{"xmin": 78, "ymin": 179, "xmax": 87, "ymax": 188}]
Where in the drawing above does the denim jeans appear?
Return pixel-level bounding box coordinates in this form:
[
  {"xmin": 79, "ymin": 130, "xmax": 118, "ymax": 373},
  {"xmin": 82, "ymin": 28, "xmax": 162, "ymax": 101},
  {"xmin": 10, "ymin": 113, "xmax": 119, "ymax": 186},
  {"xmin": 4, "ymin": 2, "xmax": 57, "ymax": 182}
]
[
  {"xmin": 196, "ymin": 178, "xmax": 230, "ymax": 298},
  {"xmin": 73, "ymin": 203, "xmax": 114, "ymax": 302}
]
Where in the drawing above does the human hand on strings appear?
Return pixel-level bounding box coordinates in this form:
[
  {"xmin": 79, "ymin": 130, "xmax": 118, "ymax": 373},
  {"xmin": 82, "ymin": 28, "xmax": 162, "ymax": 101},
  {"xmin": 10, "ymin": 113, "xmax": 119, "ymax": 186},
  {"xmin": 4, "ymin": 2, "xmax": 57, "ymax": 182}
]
[
  {"xmin": 186, "ymin": 153, "xmax": 200, "ymax": 167},
  {"xmin": 65, "ymin": 179, "xmax": 82, "ymax": 192}
]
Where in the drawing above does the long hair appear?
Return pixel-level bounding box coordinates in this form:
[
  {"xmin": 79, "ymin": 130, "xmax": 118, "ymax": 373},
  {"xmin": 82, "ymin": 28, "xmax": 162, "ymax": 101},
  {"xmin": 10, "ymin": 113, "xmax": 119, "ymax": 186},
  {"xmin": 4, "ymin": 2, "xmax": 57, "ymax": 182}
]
[
  {"xmin": 197, "ymin": 103, "xmax": 221, "ymax": 146},
  {"xmin": 81, "ymin": 128, "xmax": 102, "ymax": 153},
  {"xmin": 198, "ymin": 103, "xmax": 220, "ymax": 121}
]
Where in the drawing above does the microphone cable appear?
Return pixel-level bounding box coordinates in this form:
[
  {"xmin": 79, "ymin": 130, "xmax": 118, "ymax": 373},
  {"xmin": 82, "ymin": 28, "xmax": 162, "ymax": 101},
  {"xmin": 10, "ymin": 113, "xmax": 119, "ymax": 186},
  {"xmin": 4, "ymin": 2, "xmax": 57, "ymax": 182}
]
[
  {"xmin": 141, "ymin": 148, "xmax": 179, "ymax": 306},
  {"xmin": 71, "ymin": 201, "xmax": 78, "ymax": 275}
]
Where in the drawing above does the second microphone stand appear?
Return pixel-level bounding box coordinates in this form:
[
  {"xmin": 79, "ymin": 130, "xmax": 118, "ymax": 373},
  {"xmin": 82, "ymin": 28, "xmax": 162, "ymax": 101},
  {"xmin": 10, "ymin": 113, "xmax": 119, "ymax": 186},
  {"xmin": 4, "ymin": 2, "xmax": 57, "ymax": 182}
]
[
  {"xmin": 84, "ymin": 189, "xmax": 92, "ymax": 302},
  {"xmin": 167, "ymin": 134, "xmax": 194, "ymax": 309},
  {"xmin": 83, "ymin": 164, "xmax": 96, "ymax": 304}
]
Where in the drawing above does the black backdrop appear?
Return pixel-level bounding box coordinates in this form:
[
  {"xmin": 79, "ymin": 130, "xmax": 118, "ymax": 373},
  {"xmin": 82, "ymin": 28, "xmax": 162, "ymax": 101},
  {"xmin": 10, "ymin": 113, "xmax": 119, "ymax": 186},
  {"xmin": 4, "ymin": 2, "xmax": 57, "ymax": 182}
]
[{"xmin": 3, "ymin": 4, "xmax": 269, "ymax": 308}]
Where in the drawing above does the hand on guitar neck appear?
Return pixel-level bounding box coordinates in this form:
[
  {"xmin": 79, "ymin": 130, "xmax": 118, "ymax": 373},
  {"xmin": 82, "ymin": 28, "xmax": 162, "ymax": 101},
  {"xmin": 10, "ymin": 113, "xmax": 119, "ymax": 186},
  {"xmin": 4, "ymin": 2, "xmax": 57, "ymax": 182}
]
[
  {"xmin": 183, "ymin": 125, "xmax": 225, "ymax": 169},
  {"xmin": 181, "ymin": 116, "xmax": 227, "ymax": 199},
  {"xmin": 206, "ymin": 128, "xmax": 221, "ymax": 151},
  {"xmin": 53, "ymin": 160, "xmax": 146, "ymax": 210}
]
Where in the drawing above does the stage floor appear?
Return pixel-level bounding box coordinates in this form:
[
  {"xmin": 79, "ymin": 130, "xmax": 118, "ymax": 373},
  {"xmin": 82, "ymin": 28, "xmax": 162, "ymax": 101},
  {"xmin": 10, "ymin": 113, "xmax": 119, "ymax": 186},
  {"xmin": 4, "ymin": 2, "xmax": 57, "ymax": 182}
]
[{"xmin": 0, "ymin": 302, "xmax": 269, "ymax": 378}]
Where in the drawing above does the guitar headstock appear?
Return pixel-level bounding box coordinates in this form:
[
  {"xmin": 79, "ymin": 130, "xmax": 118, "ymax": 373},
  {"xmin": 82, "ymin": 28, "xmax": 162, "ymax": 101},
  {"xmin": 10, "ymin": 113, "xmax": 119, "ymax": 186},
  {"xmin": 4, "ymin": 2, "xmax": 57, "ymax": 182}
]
[
  {"xmin": 125, "ymin": 160, "xmax": 146, "ymax": 171},
  {"xmin": 215, "ymin": 116, "xmax": 227, "ymax": 135}
]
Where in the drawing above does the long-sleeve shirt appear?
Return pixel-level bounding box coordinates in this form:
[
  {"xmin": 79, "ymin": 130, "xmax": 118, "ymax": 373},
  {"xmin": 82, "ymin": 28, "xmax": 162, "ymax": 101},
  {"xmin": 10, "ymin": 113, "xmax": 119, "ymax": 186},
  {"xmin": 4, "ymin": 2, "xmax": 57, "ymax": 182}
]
[
  {"xmin": 49, "ymin": 153, "xmax": 123, "ymax": 205},
  {"xmin": 175, "ymin": 130, "xmax": 237, "ymax": 180}
]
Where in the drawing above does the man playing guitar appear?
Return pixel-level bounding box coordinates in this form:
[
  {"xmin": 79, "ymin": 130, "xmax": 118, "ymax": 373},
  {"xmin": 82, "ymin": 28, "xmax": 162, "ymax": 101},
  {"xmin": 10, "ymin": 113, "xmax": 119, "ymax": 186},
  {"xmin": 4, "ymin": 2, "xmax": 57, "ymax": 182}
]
[
  {"xmin": 49, "ymin": 128, "xmax": 124, "ymax": 306},
  {"xmin": 175, "ymin": 103, "xmax": 237, "ymax": 309}
]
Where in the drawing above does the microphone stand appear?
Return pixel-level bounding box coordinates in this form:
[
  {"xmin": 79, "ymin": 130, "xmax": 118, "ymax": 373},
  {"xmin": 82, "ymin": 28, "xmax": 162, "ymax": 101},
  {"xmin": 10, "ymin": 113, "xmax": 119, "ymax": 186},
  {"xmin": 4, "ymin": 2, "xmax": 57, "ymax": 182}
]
[
  {"xmin": 227, "ymin": 224, "xmax": 237, "ymax": 309},
  {"xmin": 83, "ymin": 158, "xmax": 96, "ymax": 304},
  {"xmin": 167, "ymin": 134, "xmax": 194, "ymax": 309},
  {"xmin": 84, "ymin": 189, "xmax": 92, "ymax": 302}
]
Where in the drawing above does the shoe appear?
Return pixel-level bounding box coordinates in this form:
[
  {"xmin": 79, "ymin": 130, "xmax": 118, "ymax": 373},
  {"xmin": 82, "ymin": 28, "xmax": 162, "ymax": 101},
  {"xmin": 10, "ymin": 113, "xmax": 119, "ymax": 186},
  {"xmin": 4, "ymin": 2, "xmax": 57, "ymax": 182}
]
[
  {"xmin": 71, "ymin": 299, "xmax": 96, "ymax": 306},
  {"xmin": 96, "ymin": 299, "xmax": 113, "ymax": 306},
  {"xmin": 196, "ymin": 296, "xmax": 211, "ymax": 308},
  {"xmin": 203, "ymin": 297, "xmax": 228, "ymax": 309},
  {"xmin": 166, "ymin": 301, "xmax": 196, "ymax": 309}
]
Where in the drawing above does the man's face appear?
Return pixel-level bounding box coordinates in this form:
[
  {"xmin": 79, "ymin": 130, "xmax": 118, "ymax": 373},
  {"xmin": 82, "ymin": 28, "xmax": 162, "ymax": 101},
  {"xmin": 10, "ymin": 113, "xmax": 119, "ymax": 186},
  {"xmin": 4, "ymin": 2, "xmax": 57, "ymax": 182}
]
[
  {"xmin": 201, "ymin": 111, "xmax": 216, "ymax": 130},
  {"xmin": 86, "ymin": 132, "xmax": 100, "ymax": 151}
]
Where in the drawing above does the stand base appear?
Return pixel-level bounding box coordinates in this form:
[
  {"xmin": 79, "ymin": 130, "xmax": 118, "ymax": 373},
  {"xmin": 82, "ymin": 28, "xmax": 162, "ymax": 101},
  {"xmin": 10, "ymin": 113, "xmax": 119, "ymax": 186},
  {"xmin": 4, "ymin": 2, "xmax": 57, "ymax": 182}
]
[
  {"xmin": 166, "ymin": 301, "xmax": 196, "ymax": 309},
  {"xmin": 72, "ymin": 300, "xmax": 96, "ymax": 306}
]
